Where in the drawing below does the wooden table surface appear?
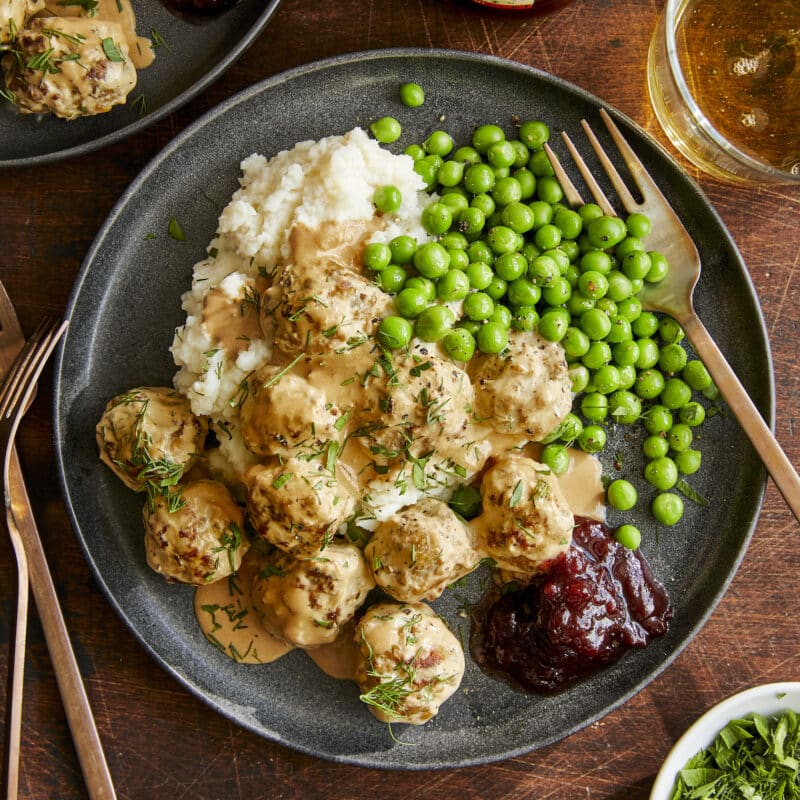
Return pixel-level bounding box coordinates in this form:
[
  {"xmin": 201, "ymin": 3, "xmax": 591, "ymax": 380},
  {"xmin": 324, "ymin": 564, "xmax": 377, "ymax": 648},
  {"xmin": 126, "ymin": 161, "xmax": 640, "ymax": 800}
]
[{"xmin": 1, "ymin": 0, "xmax": 799, "ymax": 797}]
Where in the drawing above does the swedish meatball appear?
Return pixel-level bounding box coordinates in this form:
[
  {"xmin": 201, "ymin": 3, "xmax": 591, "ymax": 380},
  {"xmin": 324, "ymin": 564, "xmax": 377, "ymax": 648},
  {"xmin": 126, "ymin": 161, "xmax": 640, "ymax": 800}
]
[
  {"xmin": 359, "ymin": 353, "xmax": 474, "ymax": 459},
  {"xmin": 239, "ymin": 363, "xmax": 340, "ymax": 457},
  {"xmin": 245, "ymin": 458, "xmax": 356, "ymax": 556},
  {"xmin": 251, "ymin": 543, "xmax": 374, "ymax": 647},
  {"xmin": 3, "ymin": 18, "xmax": 138, "ymax": 119},
  {"xmin": 96, "ymin": 386, "xmax": 206, "ymax": 495},
  {"xmin": 143, "ymin": 479, "xmax": 248, "ymax": 585},
  {"xmin": 0, "ymin": 0, "xmax": 44, "ymax": 46},
  {"xmin": 473, "ymin": 453, "xmax": 574, "ymax": 578},
  {"xmin": 366, "ymin": 498, "xmax": 480, "ymax": 602},
  {"xmin": 355, "ymin": 602, "xmax": 465, "ymax": 725},
  {"xmin": 471, "ymin": 331, "xmax": 571, "ymax": 441}
]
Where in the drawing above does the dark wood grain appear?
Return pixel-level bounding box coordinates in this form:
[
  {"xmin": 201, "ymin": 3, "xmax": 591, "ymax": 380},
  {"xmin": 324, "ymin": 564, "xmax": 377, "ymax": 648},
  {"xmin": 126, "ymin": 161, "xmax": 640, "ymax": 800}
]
[{"xmin": 1, "ymin": 0, "xmax": 799, "ymax": 797}]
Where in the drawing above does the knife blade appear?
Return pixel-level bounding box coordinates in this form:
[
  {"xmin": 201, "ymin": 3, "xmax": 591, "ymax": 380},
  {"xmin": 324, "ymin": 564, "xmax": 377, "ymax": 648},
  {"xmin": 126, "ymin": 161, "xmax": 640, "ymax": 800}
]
[{"xmin": 0, "ymin": 301, "xmax": 117, "ymax": 800}]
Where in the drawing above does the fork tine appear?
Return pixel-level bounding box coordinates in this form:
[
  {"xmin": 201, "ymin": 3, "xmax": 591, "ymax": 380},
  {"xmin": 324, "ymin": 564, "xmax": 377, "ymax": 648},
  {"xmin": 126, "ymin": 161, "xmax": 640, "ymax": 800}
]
[
  {"xmin": 543, "ymin": 142, "xmax": 585, "ymax": 208},
  {"xmin": 580, "ymin": 116, "xmax": 639, "ymax": 214},
  {"xmin": 0, "ymin": 319, "xmax": 66, "ymax": 421},
  {"xmin": 0, "ymin": 318, "xmax": 56, "ymax": 416},
  {"xmin": 598, "ymin": 108, "xmax": 668, "ymax": 208},
  {"xmin": 558, "ymin": 132, "xmax": 617, "ymax": 216}
]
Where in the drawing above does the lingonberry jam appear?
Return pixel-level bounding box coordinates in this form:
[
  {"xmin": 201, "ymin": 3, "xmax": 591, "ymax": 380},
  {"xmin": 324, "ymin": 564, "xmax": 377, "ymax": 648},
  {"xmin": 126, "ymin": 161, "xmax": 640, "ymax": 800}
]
[{"xmin": 472, "ymin": 516, "xmax": 672, "ymax": 693}]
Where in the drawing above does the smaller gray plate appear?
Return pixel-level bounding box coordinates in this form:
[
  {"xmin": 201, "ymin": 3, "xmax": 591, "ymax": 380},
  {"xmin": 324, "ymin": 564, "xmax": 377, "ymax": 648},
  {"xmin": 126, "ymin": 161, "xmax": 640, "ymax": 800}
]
[
  {"xmin": 0, "ymin": 0, "xmax": 281, "ymax": 168},
  {"xmin": 54, "ymin": 49, "xmax": 771, "ymax": 769}
]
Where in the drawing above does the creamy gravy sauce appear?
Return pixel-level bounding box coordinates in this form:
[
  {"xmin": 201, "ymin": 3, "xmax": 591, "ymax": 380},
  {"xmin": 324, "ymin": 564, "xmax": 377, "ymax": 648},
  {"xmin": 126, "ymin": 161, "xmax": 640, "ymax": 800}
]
[
  {"xmin": 195, "ymin": 217, "xmax": 606, "ymax": 667},
  {"xmin": 47, "ymin": 0, "xmax": 154, "ymax": 68}
]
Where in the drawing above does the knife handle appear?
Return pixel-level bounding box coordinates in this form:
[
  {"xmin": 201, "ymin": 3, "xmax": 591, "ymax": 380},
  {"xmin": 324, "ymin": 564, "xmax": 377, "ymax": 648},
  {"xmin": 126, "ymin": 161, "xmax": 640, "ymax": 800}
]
[{"xmin": 9, "ymin": 449, "xmax": 117, "ymax": 800}]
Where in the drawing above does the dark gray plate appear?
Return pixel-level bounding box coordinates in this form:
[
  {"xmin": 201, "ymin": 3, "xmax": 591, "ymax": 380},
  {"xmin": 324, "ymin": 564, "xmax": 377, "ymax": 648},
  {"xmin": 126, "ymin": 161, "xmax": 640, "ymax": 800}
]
[
  {"xmin": 0, "ymin": 0, "xmax": 281, "ymax": 168},
  {"xmin": 53, "ymin": 49, "xmax": 772, "ymax": 769}
]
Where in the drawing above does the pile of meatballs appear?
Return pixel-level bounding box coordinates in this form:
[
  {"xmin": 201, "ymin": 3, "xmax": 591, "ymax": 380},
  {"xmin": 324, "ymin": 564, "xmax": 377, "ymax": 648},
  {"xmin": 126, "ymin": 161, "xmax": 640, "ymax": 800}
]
[
  {"xmin": 1, "ymin": 1, "xmax": 147, "ymax": 119},
  {"xmin": 96, "ymin": 220, "xmax": 578, "ymax": 725}
]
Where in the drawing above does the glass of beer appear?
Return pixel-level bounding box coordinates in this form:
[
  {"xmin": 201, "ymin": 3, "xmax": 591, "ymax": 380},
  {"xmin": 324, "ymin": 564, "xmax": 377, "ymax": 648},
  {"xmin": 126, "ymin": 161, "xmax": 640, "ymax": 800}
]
[{"xmin": 647, "ymin": 0, "xmax": 800, "ymax": 184}]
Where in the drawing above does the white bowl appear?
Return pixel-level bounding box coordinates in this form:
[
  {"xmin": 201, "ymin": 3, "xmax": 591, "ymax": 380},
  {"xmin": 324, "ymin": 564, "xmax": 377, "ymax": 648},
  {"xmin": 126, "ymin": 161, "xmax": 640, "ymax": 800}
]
[{"xmin": 650, "ymin": 682, "xmax": 800, "ymax": 800}]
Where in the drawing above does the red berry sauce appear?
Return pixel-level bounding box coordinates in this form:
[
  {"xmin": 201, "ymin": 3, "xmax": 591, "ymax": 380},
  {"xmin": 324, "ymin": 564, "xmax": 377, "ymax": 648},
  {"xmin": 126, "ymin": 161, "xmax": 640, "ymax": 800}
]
[{"xmin": 472, "ymin": 516, "xmax": 672, "ymax": 693}]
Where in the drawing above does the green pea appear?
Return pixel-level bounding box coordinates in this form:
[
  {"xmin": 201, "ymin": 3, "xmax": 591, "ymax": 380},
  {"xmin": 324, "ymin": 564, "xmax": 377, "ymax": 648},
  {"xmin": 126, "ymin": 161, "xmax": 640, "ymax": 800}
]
[
  {"xmin": 376, "ymin": 265, "xmax": 407, "ymax": 293},
  {"xmin": 538, "ymin": 308, "xmax": 570, "ymax": 342},
  {"xmin": 399, "ymin": 82, "xmax": 425, "ymax": 107},
  {"xmin": 513, "ymin": 167, "xmax": 536, "ymax": 199},
  {"xmin": 643, "ymin": 434, "xmax": 669, "ymax": 459},
  {"xmin": 519, "ymin": 120, "xmax": 550, "ymax": 149},
  {"xmin": 507, "ymin": 278, "xmax": 541, "ymax": 307},
  {"xmin": 528, "ymin": 200, "xmax": 553, "ymax": 228},
  {"xmin": 582, "ymin": 340, "xmax": 612, "ymax": 370},
  {"xmin": 617, "ymin": 364, "xmax": 637, "ymax": 390},
  {"xmin": 578, "ymin": 270, "xmax": 609, "ymax": 300},
  {"xmin": 494, "ymin": 252, "xmax": 528, "ymax": 281},
  {"xmin": 456, "ymin": 206, "xmax": 486, "ymax": 239},
  {"xmin": 562, "ymin": 327, "xmax": 590, "ymax": 359},
  {"xmin": 443, "ymin": 327, "xmax": 476, "ymax": 362},
  {"xmin": 614, "ymin": 524, "xmax": 642, "ymax": 550},
  {"xmin": 404, "ymin": 276, "xmax": 436, "ymax": 302},
  {"xmin": 578, "ymin": 203, "xmax": 604, "ymax": 223},
  {"xmin": 476, "ymin": 321, "xmax": 508, "ymax": 354},
  {"xmin": 674, "ymin": 448, "xmax": 702, "ymax": 475},
  {"xmin": 553, "ymin": 207, "xmax": 583, "ymax": 240},
  {"xmin": 413, "ymin": 156, "xmax": 440, "ymax": 189},
  {"xmin": 569, "ymin": 364, "xmax": 590, "ymax": 393},
  {"xmin": 567, "ymin": 293, "xmax": 596, "ymax": 316},
  {"xmin": 607, "ymin": 479, "xmax": 638, "ymax": 511},
  {"xmin": 486, "ymin": 140, "xmax": 517, "ymax": 168},
  {"xmin": 659, "ymin": 316, "xmax": 685, "ymax": 344},
  {"xmin": 447, "ymin": 248, "xmax": 469, "ymax": 271},
  {"xmin": 534, "ymin": 223, "xmax": 562, "ymax": 251},
  {"xmin": 541, "ymin": 276, "xmax": 571, "ymax": 306},
  {"xmin": 661, "ymin": 377, "xmax": 692, "ymax": 409},
  {"xmin": 509, "ymin": 140, "xmax": 530, "ymax": 168},
  {"xmin": 580, "ymin": 307, "xmax": 612, "ymax": 341},
  {"xmin": 679, "ymin": 401, "xmax": 706, "ymax": 427},
  {"xmin": 404, "ymin": 144, "xmax": 426, "ymax": 161},
  {"xmin": 424, "ymin": 130, "xmax": 454, "ymax": 157},
  {"xmin": 615, "ymin": 236, "xmax": 645, "ymax": 259},
  {"xmin": 438, "ymin": 160, "xmax": 465, "ymax": 188},
  {"xmin": 667, "ymin": 423, "xmax": 693, "ymax": 452},
  {"xmin": 616, "ymin": 296, "xmax": 643, "ymax": 323},
  {"xmin": 465, "ymin": 261, "xmax": 494, "ymax": 290},
  {"xmin": 587, "ymin": 215, "xmax": 627, "ymax": 249},
  {"xmin": 645, "ymin": 251, "xmax": 669, "ymax": 283},
  {"xmin": 370, "ymin": 116, "xmax": 402, "ymax": 143},
  {"xmin": 395, "ymin": 287, "xmax": 429, "ymax": 319},
  {"xmin": 606, "ymin": 270, "xmax": 634, "ymax": 302},
  {"xmin": 440, "ymin": 193, "xmax": 470, "ymax": 215},
  {"xmin": 581, "ymin": 392, "xmax": 609, "ymax": 423},
  {"xmin": 389, "ymin": 235, "xmax": 417, "ymax": 265},
  {"xmin": 578, "ymin": 424, "xmax": 606, "ymax": 453},
  {"xmin": 535, "ymin": 175, "xmax": 563, "ymax": 204},
  {"xmin": 373, "ymin": 185, "xmax": 402, "ymax": 214},
  {"xmin": 606, "ymin": 315, "xmax": 632, "ymax": 344},
  {"xmin": 652, "ymin": 492, "xmax": 684, "ymax": 526},
  {"xmin": 682, "ymin": 359, "xmax": 712, "ymax": 390},
  {"xmin": 363, "ymin": 242, "xmax": 392, "ymax": 271},
  {"xmin": 413, "ymin": 242, "xmax": 450, "ymax": 279},
  {"xmin": 625, "ymin": 212, "xmax": 651, "ymax": 239},
  {"xmin": 462, "ymin": 291, "xmax": 493, "ymax": 321},
  {"xmin": 632, "ymin": 311, "xmax": 660, "ymax": 338},
  {"xmin": 470, "ymin": 193, "xmax": 496, "ymax": 217},
  {"xmin": 492, "ymin": 176, "xmax": 523, "ymax": 206},
  {"xmin": 580, "ymin": 250, "xmax": 612, "ymax": 275},
  {"xmin": 644, "ymin": 456, "xmax": 678, "ymax": 490},
  {"xmin": 453, "ymin": 146, "xmax": 481, "ymax": 164},
  {"xmin": 621, "ymin": 250, "xmax": 652, "ymax": 281},
  {"xmin": 489, "ymin": 304, "xmax": 512, "ymax": 329},
  {"xmin": 501, "ymin": 201, "xmax": 535, "ymax": 233},
  {"xmin": 464, "ymin": 163, "xmax": 496, "ymax": 194},
  {"xmin": 644, "ymin": 405, "xmax": 674, "ymax": 434},
  {"xmin": 609, "ymin": 389, "xmax": 642, "ymax": 424},
  {"xmin": 511, "ymin": 305, "xmax": 539, "ymax": 332},
  {"xmin": 484, "ymin": 275, "xmax": 508, "ymax": 301},
  {"xmin": 593, "ymin": 365, "xmax": 621, "ymax": 395},
  {"xmin": 436, "ymin": 270, "xmax": 469, "ymax": 302},
  {"xmin": 472, "ymin": 124, "xmax": 506, "ymax": 154},
  {"xmin": 635, "ymin": 337, "xmax": 660, "ymax": 369},
  {"xmin": 415, "ymin": 304, "xmax": 455, "ymax": 342},
  {"xmin": 486, "ymin": 226, "xmax": 519, "ymax": 255},
  {"xmin": 421, "ymin": 202, "xmax": 453, "ymax": 235},
  {"xmin": 658, "ymin": 343, "xmax": 688, "ymax": 374},
  {"xmin": 635, "ymin": 368, "xmax": 666, "ymax": 400},
  {"xmin": 377, "ymin": 316, "xmax": 412, "ymax": 350}
]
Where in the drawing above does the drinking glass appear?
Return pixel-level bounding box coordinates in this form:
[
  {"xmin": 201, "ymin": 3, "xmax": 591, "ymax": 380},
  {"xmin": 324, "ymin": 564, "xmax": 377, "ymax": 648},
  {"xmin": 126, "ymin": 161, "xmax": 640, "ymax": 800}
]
[{"xmin": 647, "ymin": 0, "xmax": 800, "ymax": 184}]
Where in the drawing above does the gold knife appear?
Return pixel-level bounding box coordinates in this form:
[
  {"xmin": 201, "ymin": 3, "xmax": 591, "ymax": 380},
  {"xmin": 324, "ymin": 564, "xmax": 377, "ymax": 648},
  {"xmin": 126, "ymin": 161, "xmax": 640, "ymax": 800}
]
[{"xmin": 0, "ymin": 299, "xmax": 117, "ymax": 800}]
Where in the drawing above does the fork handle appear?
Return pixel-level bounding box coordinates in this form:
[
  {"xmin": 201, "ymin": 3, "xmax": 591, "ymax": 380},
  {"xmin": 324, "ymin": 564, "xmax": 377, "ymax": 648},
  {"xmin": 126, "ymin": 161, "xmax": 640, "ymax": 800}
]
[
  {"xmin": 681, "ymin": 313, "xmax": 800, "ymax": 523},
  {"xmin": 8, "ymin": 450, "xmax": 117, "ymax": 800}
]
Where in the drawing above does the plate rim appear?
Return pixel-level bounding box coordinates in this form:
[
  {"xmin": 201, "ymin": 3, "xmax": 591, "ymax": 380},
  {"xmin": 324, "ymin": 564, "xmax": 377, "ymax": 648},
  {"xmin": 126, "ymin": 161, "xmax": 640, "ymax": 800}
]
[
  {"xmin": 53, "ymin": 46, "xmax": 774, "ymax": 769},
  {"xmin": 0, "ymin": 0, "xmax": 282, "ymax": 170}
]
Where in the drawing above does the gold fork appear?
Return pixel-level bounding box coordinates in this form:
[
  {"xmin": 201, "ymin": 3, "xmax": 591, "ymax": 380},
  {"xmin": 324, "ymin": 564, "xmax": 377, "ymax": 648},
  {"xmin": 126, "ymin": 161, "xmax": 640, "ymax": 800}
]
[
  {"xmin": 544, "ymin": 108, "xmax": 800, "ymax": 523},
  {"xmin": 0, "ymin": 315, "xmax": 66, "ymax": 800}
]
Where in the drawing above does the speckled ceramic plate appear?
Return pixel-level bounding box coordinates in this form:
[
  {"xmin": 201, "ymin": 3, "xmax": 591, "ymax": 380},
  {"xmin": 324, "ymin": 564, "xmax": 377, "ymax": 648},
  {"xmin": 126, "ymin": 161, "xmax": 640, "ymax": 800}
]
[
  {"xmin": 0, "ymin": 0, "xmax": 281, "ymax": 168},
  {"xmin": 54, "ymin": 49, "xmax": 772, "ymax": 769}
]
